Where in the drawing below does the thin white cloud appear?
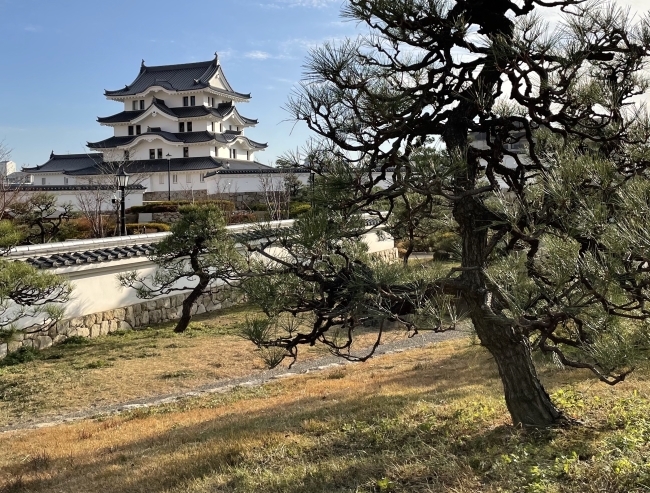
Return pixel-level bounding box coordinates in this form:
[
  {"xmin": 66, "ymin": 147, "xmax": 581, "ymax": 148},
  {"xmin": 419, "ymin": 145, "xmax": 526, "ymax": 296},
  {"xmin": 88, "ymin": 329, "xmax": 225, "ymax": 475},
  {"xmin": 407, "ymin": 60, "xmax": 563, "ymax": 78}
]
[
  {"xmin": 245, "ymin": 50, "xmax": 272, "ymax": 60},
  {"xmin": 24, "ymin": 25, "xmax": 42, "ymax": 32},
  {"xmin": 259, "ymin": 0, "xmax": 338, "ymax": 9}
]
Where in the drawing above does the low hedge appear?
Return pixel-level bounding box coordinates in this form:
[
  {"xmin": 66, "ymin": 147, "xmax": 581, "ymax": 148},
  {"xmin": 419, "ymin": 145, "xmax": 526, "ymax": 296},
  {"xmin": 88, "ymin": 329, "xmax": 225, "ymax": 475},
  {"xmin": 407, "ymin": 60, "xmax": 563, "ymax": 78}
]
[
  {"xmin": 128, "ymin": 199, "xmax": 235, "ymax": 214},
  {"xmin": 125, "ymin": 222, "xmax": 171, "ymax": 234}
]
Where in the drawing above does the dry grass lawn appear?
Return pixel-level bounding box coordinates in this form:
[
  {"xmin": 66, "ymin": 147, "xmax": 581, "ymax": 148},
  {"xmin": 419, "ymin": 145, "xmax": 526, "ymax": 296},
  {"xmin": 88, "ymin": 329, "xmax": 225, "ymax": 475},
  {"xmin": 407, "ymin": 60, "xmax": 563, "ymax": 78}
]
[
  {"xmin": 0, "ymin": 304, "xmax": 420, "ymax": 428},
  {"xmin": 1, "ymin": 338, "xmax": 649, "ymax": 493}
]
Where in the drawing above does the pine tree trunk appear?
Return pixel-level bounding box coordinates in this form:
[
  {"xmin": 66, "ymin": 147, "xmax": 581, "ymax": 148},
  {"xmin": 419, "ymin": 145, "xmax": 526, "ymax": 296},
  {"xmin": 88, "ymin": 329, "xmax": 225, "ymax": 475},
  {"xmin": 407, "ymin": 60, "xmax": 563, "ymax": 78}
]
[
  {"xmin": 174, "ymin": 276, "xmax": 209, "ymax": 333},
  {"xmin": 453, "ymin": 184, "xmax": 565, "ymax": 427},
  {"xmin": 472, "ymin": 314, "xmax": 564, "ymax": 427}
]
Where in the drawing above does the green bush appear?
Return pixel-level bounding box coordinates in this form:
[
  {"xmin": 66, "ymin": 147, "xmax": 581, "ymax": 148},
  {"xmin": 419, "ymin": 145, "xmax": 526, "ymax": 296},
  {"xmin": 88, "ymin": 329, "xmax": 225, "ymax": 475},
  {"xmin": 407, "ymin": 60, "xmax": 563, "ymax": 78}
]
[
  {"xmin": 128, "ymin": 200, "xmax": 235, "ymax": 214},
  {"xmin": 126, "ymin": 222, "xmax": 171, "ymax": 234},
  {"xmin": 0, "ymin": 347, "xmax": 41, "ymax": 366},
  {"xmin": 289, "ymin": 202, "xmax": 312, "ymax": 218},
  {"xmin": 248, "ymin": 202, "xmax": 269, "ymax": 212}
]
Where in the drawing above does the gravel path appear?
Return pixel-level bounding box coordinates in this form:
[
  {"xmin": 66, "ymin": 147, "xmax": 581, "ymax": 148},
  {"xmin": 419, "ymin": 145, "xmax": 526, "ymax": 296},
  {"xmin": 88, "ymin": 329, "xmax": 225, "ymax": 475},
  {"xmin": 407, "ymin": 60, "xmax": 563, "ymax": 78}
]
[{"xmin": 0, "ymin": 328, "xmax": 468, "ymax": 434}]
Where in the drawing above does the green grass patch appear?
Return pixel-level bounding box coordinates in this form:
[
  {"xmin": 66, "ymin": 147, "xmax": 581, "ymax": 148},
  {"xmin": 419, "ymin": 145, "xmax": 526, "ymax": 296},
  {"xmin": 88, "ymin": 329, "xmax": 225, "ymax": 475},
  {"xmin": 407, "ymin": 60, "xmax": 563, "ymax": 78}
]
[{"xmin": 1, "ymin": 342, "xmax": 650, "ymax": 493}]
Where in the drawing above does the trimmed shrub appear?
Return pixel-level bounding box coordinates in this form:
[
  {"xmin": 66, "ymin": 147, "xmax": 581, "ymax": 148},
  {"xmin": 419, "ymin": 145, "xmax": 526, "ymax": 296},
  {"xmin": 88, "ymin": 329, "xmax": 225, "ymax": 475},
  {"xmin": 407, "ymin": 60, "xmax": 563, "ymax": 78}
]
[
  {"xmin": 128, "ymin": 199, "xmax": 235, "ymax": 214},
  {"xmin": 125, "ymin": 222, "xmax": 171, "ymax": 234},
  {"xmin": 289, "ymin": 202, "xmax": 312, "ymax": 218},
  {"xmin": 248, "ymin": 202, "xmax": 270, "ymax": 212}
]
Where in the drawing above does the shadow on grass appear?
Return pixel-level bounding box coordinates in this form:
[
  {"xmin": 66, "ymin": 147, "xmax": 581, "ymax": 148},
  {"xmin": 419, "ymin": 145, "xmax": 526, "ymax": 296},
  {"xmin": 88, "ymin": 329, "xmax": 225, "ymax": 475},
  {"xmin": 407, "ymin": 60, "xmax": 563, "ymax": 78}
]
[
  {"xmin": 2, "ymin": 346, "xmax": 647, "ymax": 493},
  {"xmin": 0, "ymin": 390, "xmax": 481, "ymax": 493}
]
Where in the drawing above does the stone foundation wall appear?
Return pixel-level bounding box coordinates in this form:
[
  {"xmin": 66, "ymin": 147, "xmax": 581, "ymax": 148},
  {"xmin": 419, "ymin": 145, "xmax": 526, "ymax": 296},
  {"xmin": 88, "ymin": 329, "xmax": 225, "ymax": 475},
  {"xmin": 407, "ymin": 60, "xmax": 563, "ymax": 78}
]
[
  {"xmin": 144, "ymin": 190, "xmax": 209, "ymax": 202},
  {"xmin": 0, "ymin": 288, "xmax": 241, "ymax": 360},
  {"xmin": 207, "ymin": 192, "xmax": 270, "ymax": 209},
  {"xmin": 152, "ymin": 212, "xmax": 183, "ymax": 224},
  {"xmin": 373, "ymin": 247, "xmax": 400, "ymax": 263},
  {"xmin": 142, "ymin": 191, "xmax": 272, "ymax": 212}
]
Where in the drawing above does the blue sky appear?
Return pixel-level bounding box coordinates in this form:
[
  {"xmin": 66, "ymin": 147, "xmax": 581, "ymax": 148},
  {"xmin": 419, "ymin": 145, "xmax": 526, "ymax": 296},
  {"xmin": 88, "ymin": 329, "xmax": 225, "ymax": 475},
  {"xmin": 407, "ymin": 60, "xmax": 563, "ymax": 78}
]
[
  {"xmin": 2, "ymin": 0, "xmax": 647, "ymax": 169},
  {"xmin": 0, "ymin": 0, "xmax": 353, "ymax": 168}
]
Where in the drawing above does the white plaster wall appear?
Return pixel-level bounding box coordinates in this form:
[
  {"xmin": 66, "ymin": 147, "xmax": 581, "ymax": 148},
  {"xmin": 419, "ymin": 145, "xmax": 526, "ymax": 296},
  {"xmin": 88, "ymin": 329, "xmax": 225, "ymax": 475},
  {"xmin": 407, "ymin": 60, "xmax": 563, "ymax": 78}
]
[
  {"xmin": 6, "ymin": 219, "xmax": 394, "ymax": 324},
  {"xmin": 128, "ymin": 140, "xmax": 183, "ymax": 160},
  {"xmin": 16, "ymin": 189, "xmax": 144, "ymax": 210},
  {"xmin": 147, "ymin": 172, "xmax": 208, "ymax": 193},
  {"xmin": 206, "ymin": 173, "xmax": 310, "ymax": 194},
  {"xmin": 135, "ymin": 113, "xmax": 178, "ymax": 132}
]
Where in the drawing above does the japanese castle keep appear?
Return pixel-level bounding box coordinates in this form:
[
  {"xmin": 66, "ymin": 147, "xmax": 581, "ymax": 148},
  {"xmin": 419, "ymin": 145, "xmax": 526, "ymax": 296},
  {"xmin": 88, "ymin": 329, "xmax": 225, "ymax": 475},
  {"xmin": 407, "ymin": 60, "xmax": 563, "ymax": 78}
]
[{"xmin": 23, "ymin": 53, "xmax": 271, "ymax": 201}]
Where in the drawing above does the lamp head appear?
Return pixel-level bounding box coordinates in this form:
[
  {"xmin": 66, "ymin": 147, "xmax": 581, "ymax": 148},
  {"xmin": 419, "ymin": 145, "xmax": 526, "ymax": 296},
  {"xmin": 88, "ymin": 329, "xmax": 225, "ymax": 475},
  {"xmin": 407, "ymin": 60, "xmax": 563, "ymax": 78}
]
[{"xmin": 115, "ymin": 166, "xmax": 129, "ymax": 188}]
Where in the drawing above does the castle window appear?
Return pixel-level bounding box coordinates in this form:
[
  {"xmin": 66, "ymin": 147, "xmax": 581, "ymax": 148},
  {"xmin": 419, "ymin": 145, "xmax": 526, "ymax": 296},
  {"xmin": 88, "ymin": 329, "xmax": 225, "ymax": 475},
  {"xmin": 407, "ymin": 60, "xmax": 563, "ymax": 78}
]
[
  {"xmin": 220, "ymin": 123, "xmax": 223, "ymax": 132},
  {"xmin": 128, "ymin": 126, "xmax": 134, "ymax": 136},
  {"xmin": 132, "ymin": 101, "xmax": 138, "ymax": 110},
  {"xmin": 149, "ymin": 149, "xmax": 155, "ymax": 160},
  {"xmin": 159, "ymin": 174, "xmax": 164, "ymax": 184},
  {"xmin": 139, "ymin": 100, "xmax": 145, "ymax": 110},
  {"xmin": 187, "ymin": 122, "xmax": 193, "ymax": 132},
  {"xmin": 230, "ymin": 149, "xmax": 237, "ymax": 159},
  {"xmin": 183, "ymin": 96, "xmax": 189, "ymax": 107},
  {"xmin": 64, "ymin": 177, "xmax": 69, "ymax": 185},
  {"xmin": 214, "ymin": 146, "xmax": 217, "ymax": 156},
  {"xmin": 41, "ymin": 177, "xmax": 46, "ymax": 185},
  {"xmin": 183, "ymin": 147, "xmax": 189, "ymax": 158},
  {"xmin": 190, "ymin": 96, "xmax": 195, "ymax": 106},
  {"xmin": 200, "ymin": 173, "xmax": 205, "ymax": 183},
  {"xmin": 173, "ymin": 174, "xmax": 178, "ymax": 183},
  {"xmin": 246, "ymin": 151, "xmax": 250, "ymax": 160},
  {"xmin": 186, "ymin": 174, "xmax": 192, "ymax": 183},
  {"xmin": 136, "ymin": 125, "xmax": 141, "ymax": 135},
  {"xmin": 179, "ymin": 122, "xmax": 185, "ymax": 133},
  {"xmin": 157, "ymin": 148, "xmax": 163, "ymax": 159},
  {"xmin": 124, "ymin": 150, "xmax": 130, "ymax": 161}
]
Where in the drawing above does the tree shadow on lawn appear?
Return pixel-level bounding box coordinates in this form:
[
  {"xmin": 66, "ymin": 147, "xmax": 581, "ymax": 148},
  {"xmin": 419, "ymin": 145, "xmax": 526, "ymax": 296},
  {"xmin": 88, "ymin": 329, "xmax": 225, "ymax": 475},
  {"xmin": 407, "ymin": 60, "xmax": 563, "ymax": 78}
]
[
  {"xmin": 1, "ymin": 378, "xmax": 502, "ymax": 493},
  {"xmin": 377, "ymin": 342, "xmax": 604, "ymax": 400},
  {"xmin": 2, "ymin": 343, "xmax": 625, "ymax": 493}
]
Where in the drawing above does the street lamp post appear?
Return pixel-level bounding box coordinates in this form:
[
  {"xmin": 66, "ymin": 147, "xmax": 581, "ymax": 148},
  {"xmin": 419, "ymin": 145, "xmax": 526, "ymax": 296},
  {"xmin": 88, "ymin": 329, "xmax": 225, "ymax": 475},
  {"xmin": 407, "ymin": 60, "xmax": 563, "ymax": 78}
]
[
  {"xmin": 166, "ymin": 153, "xmax": 172, "ymax": 201},
  {"xmin": 310, "ymin": 169, "xmax": 315, "ymax": 208},
  {"xmin": 115, "ymin": 166, "xmax": 130, "ymax": 236}
]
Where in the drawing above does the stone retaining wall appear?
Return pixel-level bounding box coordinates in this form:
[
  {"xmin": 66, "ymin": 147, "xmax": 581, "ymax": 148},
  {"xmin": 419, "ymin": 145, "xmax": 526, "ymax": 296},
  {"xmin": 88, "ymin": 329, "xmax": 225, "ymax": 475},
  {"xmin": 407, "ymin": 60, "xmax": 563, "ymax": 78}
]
[
  {"xmin": 152, "ymin": 212, "xmax": 183, "ymax": 224},
  {"xmin": 144, "ymin": 190, "xmax": 209, "ymax": 202},
  {"xmin": 0, "ymin": 288, "xmax": 241, "ymax": 360}
]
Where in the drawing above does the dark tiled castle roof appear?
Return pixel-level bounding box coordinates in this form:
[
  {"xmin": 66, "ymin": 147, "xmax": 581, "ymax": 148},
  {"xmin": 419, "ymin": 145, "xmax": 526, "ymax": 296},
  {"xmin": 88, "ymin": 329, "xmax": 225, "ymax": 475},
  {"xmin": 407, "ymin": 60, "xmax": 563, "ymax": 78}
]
[
  {"xmin": 19, "ymin": 217, "xmax": 383, "ymax": 270},
  {"xmin": 97, "ymin": 100, "xmax": 257, "ymax": 125},
  {"xmin": 25, "ymin": 153, "xmax": 272, "ymax": 176},
  {"xmin": 25, "ymin": 244, "xmax": 157, "ymax": 269},
  {"xmin": 87, "ymin": 131, "xmax": 267, "ymax": 150},
  {"xmin": 22, "ymin": 153, "xmax": 104, "ymax": 174},
  {"xmin": 104, "ymin": 55, "xmax": 250, "ymax": 99}
]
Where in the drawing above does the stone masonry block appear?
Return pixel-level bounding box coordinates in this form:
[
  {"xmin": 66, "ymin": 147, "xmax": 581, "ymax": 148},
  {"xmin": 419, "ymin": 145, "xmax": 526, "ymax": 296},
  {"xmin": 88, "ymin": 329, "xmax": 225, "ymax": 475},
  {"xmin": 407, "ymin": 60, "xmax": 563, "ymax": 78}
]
[
  {"xmin": 114, "ymin": 308, "xmax": 126, "ymax": 321},
  {"xmin": 35, "ymin": 336, "xmax": 53, "ymax": 350},
  {"xmin": 8, "ymin": 341, "xmax": 23, "ymax": 353}
]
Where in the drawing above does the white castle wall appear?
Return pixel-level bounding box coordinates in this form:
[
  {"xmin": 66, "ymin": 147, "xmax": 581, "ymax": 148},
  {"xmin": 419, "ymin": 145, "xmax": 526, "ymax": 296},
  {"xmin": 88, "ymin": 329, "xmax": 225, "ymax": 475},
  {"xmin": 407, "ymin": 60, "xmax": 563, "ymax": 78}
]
[{"xmin": 1, "ymin": 219, "xmax": 397, "ymax": 358}]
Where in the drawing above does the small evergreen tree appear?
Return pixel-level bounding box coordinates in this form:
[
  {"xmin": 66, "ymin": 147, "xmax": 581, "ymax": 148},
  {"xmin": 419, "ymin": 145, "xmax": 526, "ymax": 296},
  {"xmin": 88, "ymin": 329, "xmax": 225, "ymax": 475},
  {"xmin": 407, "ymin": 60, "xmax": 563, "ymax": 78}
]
[
  {"xmin": 118, "ymin": 205, "xmax": 241, "ymax": 333},
  {"xmin": 0, "ymin": 220, "xmax": 71, "ymax": 337}
]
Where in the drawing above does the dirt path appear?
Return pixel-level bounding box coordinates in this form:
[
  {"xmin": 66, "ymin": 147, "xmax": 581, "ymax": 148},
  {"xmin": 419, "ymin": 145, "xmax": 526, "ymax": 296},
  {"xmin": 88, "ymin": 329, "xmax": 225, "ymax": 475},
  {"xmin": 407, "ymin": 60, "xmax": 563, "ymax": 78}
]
[{"xmin": 0, "ymin": 329, "xmax": 468, "ymax": 434}]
